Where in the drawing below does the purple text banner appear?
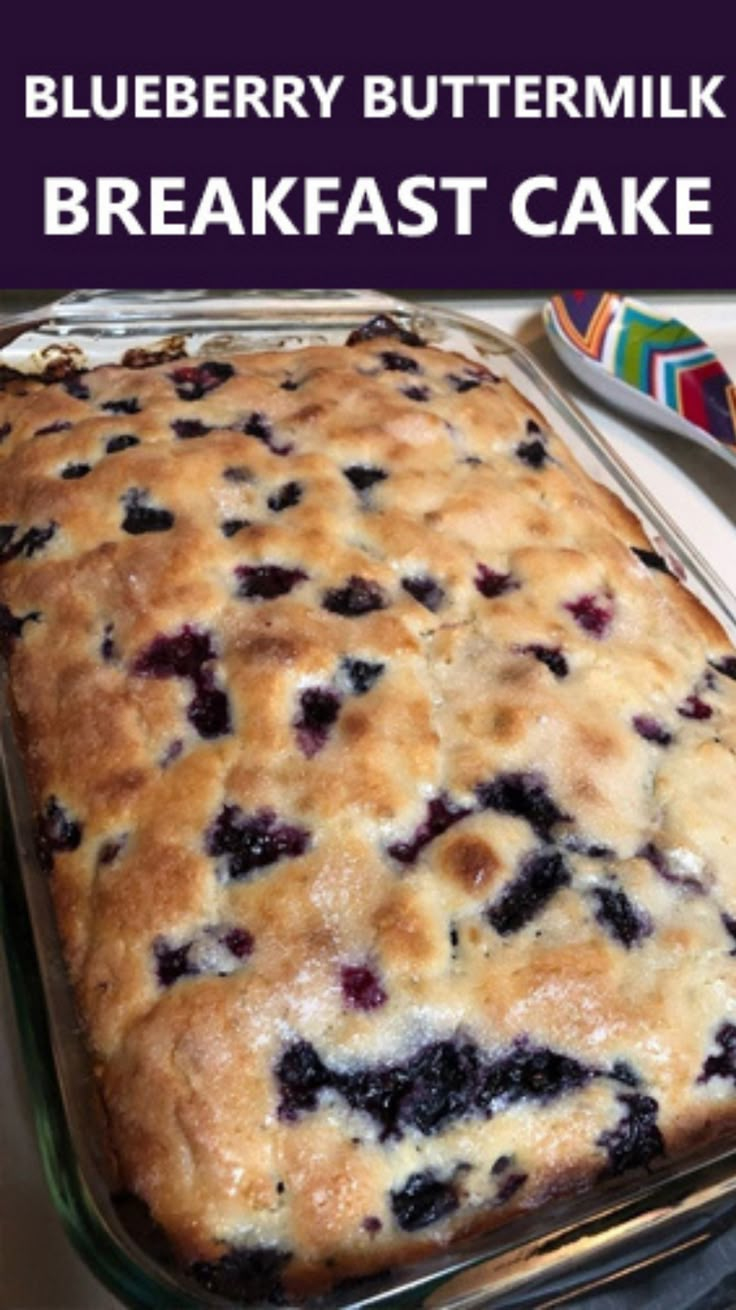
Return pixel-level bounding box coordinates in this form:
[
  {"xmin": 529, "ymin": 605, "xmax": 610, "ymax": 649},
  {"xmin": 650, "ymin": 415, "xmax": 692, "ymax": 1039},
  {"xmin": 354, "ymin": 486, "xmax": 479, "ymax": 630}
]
[{"xmin": 1, "ymin": 1, "xmax": 734, "ymax": 288}]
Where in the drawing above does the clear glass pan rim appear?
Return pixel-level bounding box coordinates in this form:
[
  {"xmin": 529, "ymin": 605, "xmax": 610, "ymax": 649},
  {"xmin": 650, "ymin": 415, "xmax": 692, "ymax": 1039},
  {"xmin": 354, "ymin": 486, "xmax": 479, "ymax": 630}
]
[{"xmin": 2, "ymin": 288, "xmax": 736, "ymax": 1310}]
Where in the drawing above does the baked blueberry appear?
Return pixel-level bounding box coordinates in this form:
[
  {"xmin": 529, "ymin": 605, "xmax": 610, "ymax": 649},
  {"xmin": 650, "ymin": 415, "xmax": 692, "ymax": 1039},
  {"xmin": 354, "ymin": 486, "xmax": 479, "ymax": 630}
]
[
  {"xmin": 491, "ymin": 1154, "xmax": 512, "ymax": 1176},
  {"xmin": 170, "ymin": 361, "xmax": 233, "ymax": 401},
  {"xmin": 475, "ymin": 771, "xmax": 570, "ymax": 842},
  {"xmin": 221, "ymin": 926, "xmax": 254, "ymax": 959},
  {"xmin": 564, "ymin": 592, "xmax": 614, "ymax": 638},
  {"xmin": 592, "ymin": 885, "xmax": 653, "ymax": 948},
  {"xmin": 323, "ymin": 576, "xmax": 388, "ymax": 617},
  {"xmin": 276, "ymin": 1034, "xmax": 600, "ymax": 1139},
  {"xmin": 515, "ymin": 439, "xmax": 548, "ymax": 468},
  {"xmin": 390, "ymin": 1171, "xmax": 458, "ymax": 1232},
  {"xmin": 517, "ymin": 644, "xmax": 569, "ymax": 679},
  {"xmin": 0, "ymin": 603, "xmax": 27, "ymax": 647},
  {"xmin": 447, "ymin": 373, "xmax": 481, "ymax": 393},
  {"xmin": 295, "ymin": 686, "xmax": 341, "ymax": 757},
  {"xmin": 171, "ymin": 418, "xmax": 212, "ymax": 439},
  {"xmin": 267, "ymin": 481, "xmax": 302, "ymax": 512},
  {"xmin": 380, "ymin": 351, "xmax": 421, "ymax": 374},
  {"xmin": 0, "ymin": 603, "xmax": 39, "ymax": 651},
  {"xmin": 638, "ymin": 843, "xmax": 704, "ymax": 894},
  {"xmin": 154, "ymin": 938, "xmax": 195, "ymax": 987},
  {"xmin": 401, "ymin": 574, "xmax": 445, "ymax": 613},
  {"xmin": 0, "ymin": 421, "xmax": 11, "ymax": 443},
  {"xmin": 106, "ymin": 434, "xmax": 139, "ymax": 454},
  {"xmin": 388, "ymin": 794, "xmax": 471, "ymax": 865},
  {"xmin": 699, "ymin": 1022, "xmax": 736, "ymax": 1085},
  {"xmin": 241, "ymin": 412, "xmax": 270, "ymax": 442},
  {"xmin": 154, "ymin": 925, "xmax": 254, "ymax": 988},
  {"xmin": 190, "ymin": 1247, "xmax": 290, "ymax": 1300},
  {"xmin": 563, "ymin": 835, "xmax": 614, "ymax": 859},
  {"xmin": 610, "ymin": 1061, "xmax": 641, "ymax": 1088},
  {"xmin": 0, "ymin": 522, "xmax": 57, "ymax": 563},
  {"xmin": 479, "ymin": 1039, "xmax": 592, "ymax": 1113},
  {"xmin": 235, "ymin": 564, "xmax": 307, "ymax": 600},
  {"xmin": 487, "ymin": 849, "xmax": 571, "ymax": 935},
  {"xmin": 346, "ymin": 314, "xmax": 426, "ymax": 348},
  {"xmin": 631, "ymin": 546, "xmax": 674, "ymax": 576},
  {"xmin": 341, "ymin": 964, "xmax": 387, "ymax": 1011},
  {"xmin": 160, "ymin": 739, "xmax": 183, "ymax": 768},
  {"xmin": 22, "ymin": 523, "xmax": 57, "ymax": 558},
  {"xmin": 677, "ymin": 694, "xmax": 713, "ymax": 721},
  {"xmin": 711, "ymin": 655, "xmax": 736, "ymax": 682},
  {"xmin": 188, "ymin": 677, "xmax": 232, "ymax": 739},
  {"xmin": 97, "ymin": 835, "xmax": 126, "ymax": 867},
  {"xmin": 100, "ymin": 623, "xmax": 116, "ymax": 661},
  {"xmin": 133, "ymin": 627, "xmax": 231, "ymax": 739},
  {"xmin": 221, "ymin": 519, "xmax": 251, "ymax": 538},
  {"xmin": 496, "ymin": 1171, "xmax": 528, "ymax": 1203},
  {"xmin": 237, "ymin": 411, "xmax": 292, "ymax": 456},
  {"xmin": 597, "ymin": 1093, "xmax": 664, "ymax": 1176},
  {"xmin": 38, "ymin": 796, "xmax": 82, "ymax": 872},
  {"xmin": 395, "ymin": 1041, "xmax": 479, "ymax": 1135},
  {"xmin": 339, "ymin": 657, "xmax": 385, "ymax": 696},
  {"xmin": 222, "ymin": 465, "xmax": 253, "ymax": 483},
  {"xmin": 42, "ymin": 798, "xmax": 82, "ymax": 850},
  {"xmin": 722, "ymin": 914, "xmax": 736, "ymax": 953},
  {"xmin": 60, "ymin": 462, "xmax": 91, "ymax": 479},
  {"xmin": 0, "ymin": 524, "xmax": 17, "ymax": 561},
  {"xmin": 102, "ymin": 398, "xmax": 140, "ymax": 415},
  {"xmin": 121, "ymin": 490, "xmax": 174, "ymax": 535},
  {"xmin": 35, "ymin": 419, "xmax": 71, "ymax": 436},
  {"xmin": 206, "ymin": 804, "xmax": 310, "ymax": 881},
  {"xmin": 134, "ymin": 627, "xmax": 217, "ymax": 680},
  {"xmin": 343, "ymin": 465, "xmax": 388, "ymax": 492},
  {"xmin": 63, "ymin": 375, "xmax": 90, "ymax": 401},
  {"xmin": 276, "ymin": 1040, "xmax": 330, "ymax": 1119},
  {"xmin": 457, "ymin": 1039, "xmax": 586, "ymax": 1116},
  {"xmin": 632, "ymin": 715, "xmax": 672, "ymax": 746},
  {"xmin": 402, "ymin": 385, "xmax": 430, "ymax": 402},
  {"xmin": 475, "ymin": 565, "xmax": 520, "ymax": 599},
  {"xmin": 122, "ymin": 344, "xmax": 186, "ymax": 369}
]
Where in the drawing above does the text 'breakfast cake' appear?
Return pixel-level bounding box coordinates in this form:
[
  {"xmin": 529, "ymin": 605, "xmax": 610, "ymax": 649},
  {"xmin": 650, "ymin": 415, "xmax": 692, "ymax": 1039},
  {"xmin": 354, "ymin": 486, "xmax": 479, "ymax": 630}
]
[{"xmin": 2, "ymin": 315, "xmax": 736, "ymax": 1301}]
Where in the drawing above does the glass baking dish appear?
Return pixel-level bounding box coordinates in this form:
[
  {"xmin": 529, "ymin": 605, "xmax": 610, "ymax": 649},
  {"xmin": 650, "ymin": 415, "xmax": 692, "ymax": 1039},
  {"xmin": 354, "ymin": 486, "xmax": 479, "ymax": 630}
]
[{"xmin": 2, "ymin": 288, "xmax": 736, "ymax": 1310}]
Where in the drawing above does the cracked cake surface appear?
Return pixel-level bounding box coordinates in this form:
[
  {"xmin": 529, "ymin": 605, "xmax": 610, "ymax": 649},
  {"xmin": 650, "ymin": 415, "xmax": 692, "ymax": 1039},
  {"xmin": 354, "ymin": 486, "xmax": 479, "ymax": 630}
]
[{"xmin": 2, "ymin": 318, "xmax": 736, "ymax": 1301}]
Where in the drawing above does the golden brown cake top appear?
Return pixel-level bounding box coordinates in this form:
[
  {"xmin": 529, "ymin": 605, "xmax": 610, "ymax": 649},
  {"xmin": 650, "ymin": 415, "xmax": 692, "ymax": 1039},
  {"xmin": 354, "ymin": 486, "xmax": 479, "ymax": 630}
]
[{"xmin": 2, "ymin": 320, "xmax": 736, "ymax": 1300}]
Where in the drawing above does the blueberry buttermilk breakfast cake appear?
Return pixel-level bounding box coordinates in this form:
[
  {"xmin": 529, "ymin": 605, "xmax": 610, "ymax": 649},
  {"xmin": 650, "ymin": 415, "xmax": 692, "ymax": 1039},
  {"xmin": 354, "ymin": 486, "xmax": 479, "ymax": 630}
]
[{"xmin": 2, "ymin": 314, "xmax": 736, "ymax": 1303}]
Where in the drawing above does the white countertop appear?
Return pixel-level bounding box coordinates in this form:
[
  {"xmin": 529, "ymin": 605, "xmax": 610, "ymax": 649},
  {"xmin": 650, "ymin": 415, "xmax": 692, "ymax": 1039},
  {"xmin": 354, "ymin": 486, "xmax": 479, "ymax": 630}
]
[{"xmin": 2, "ymin": 295, "xmax": 735, "ymax": 1310}]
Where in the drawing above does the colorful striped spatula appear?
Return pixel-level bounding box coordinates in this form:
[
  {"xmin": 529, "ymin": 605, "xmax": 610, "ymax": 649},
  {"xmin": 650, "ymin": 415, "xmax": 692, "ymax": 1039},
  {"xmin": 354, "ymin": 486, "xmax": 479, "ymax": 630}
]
[{"xmin": 544, "ymin": 291, "xmax": 736, "ymax": 470}]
